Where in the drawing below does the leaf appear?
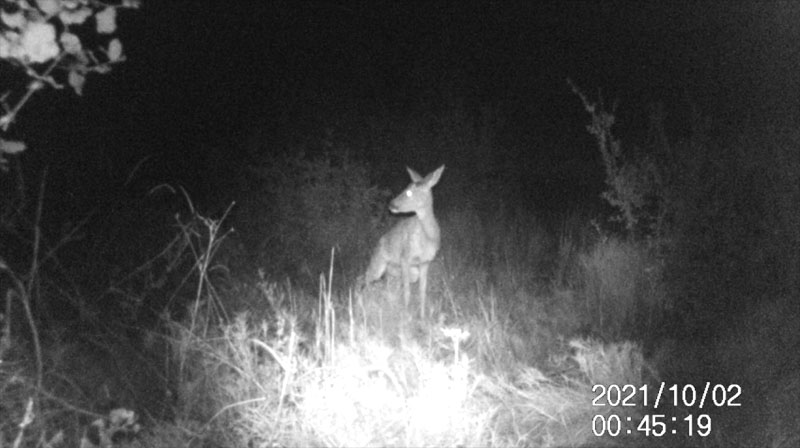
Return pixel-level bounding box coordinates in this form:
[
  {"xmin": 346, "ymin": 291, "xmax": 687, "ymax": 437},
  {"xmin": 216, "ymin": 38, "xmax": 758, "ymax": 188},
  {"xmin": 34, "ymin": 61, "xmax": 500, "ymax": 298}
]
[
  {"xmin": 59, "ymin": 6, "xmax": 91, "ymax": 25},
  {"xmin": 93, "ymin": 63, "xmax": 111, "ymax": 74},
  {"xmin": 107, "ymin": 38, "xmax": 122, "ymax": 61},
  {"xmin": 95, "ymin": 7, "xmax": 117, "ymax": 34},
  {"xmin": 36, "ymin": 0, "xmax": 61, "ymax": 17},
  {"xmin": 20, "ymin": 21, "xmax": 59, "ymax": 63},
  {"xmin": 0, "ymin": 139, "xmax": 27, "ymax": 154},
  {"xmin": 0, "ymin": 32, "xmax": 20, "ymax": 60},
  {"xmin": 1, "ymin": 10, "xmax": 27, "ymax": 29},
  {"xmin": 59, "ymin": 31, "xmax": 82, "ymax": 54},
  {"xmin": 68, "ymin": 69, "xmax": 85, "ymax": 95}
]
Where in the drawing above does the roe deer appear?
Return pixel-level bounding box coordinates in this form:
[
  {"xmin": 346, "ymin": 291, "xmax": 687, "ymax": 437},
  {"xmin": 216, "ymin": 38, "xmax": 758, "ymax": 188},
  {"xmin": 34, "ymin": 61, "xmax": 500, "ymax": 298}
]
[{"xmin": 365, "ymin": 165, "xmax": 445, "ymax": 317}]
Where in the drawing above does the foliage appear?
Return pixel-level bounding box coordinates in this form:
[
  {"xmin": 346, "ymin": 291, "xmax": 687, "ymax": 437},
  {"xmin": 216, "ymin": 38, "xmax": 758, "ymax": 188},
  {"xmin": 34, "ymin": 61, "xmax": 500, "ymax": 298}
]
[
  {"xmin": 579, "ymin": 237, "xmax": 666, "ymax": 339},
  {"xmin": 0, "ymin": 0, "xmax": 139, "ymax": 170},
  {"xmin": 249, "ymin": 148, "xmax": 388, "ymax": 284},
  {"xmin": 157, "ymin": 272, "xmax": 653, "ymax": 448},
  {"xmin": 0, "ymin": 3, "xmax": 140, "ymax": 445},
  {"xmin": 571, "ymin": 78, "xmax": 800, "ymax": 329},
  {"xmin": 569, "ymin": 79, "xmax": 668, "ymax": 238}
]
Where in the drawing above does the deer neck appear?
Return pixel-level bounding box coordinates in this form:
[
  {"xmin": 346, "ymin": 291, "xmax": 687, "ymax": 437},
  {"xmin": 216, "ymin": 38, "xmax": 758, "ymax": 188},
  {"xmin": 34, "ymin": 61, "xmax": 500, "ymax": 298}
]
[{"xmin": 414, "ymin": 204, "xmax": 440, "ymax": 242}]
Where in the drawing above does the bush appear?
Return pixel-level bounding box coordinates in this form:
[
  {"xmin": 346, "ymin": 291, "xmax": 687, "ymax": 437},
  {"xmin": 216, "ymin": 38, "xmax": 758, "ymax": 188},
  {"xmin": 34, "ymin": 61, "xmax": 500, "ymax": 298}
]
[{"xmin": 244, "ymin": 149, "xmax": 388, "ymax": 287}]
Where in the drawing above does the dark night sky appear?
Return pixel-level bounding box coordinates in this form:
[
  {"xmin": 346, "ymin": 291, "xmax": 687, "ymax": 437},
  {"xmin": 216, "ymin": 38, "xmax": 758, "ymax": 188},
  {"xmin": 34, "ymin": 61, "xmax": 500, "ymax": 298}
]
[{"xmin": 14, "ymin": 1, "xmax": 800, "ymax": 217}]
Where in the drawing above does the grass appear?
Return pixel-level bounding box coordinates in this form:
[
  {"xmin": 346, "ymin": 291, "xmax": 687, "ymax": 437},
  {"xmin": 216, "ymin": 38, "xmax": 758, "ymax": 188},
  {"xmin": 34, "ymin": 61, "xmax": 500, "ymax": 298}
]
[
  {"xmin": 0, "ymin": 203, "xmax": 665, "ymax": 447},
  {"xmin": 2, "ymin": 161, "xmax": 799, "ymax": 447}
]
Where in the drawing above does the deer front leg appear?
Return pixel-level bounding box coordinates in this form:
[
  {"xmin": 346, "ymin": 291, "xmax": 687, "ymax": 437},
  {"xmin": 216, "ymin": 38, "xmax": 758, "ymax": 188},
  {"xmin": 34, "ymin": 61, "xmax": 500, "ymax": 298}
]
[
  {"xmin": 401, "ymin": 259, "xmax": 411, "ymax": 308},
  {"xmin": 418, "ymin": 262, "xmax": 429, "ymax": 317}
]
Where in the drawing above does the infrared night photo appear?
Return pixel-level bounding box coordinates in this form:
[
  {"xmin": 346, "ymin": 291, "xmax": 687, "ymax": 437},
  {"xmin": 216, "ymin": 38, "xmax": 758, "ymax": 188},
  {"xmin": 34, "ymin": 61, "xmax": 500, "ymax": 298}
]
[{"xmin": 0, "ymin": 1, "xmax": 797, "ymax": 447}]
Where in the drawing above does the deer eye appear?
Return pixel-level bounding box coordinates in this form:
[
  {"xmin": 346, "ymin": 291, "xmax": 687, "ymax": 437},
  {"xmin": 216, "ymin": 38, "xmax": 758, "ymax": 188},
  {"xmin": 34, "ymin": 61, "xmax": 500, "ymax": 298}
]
[{"xmin": 406, "ymin": 190, "xmax": 413, "ymax": 197}]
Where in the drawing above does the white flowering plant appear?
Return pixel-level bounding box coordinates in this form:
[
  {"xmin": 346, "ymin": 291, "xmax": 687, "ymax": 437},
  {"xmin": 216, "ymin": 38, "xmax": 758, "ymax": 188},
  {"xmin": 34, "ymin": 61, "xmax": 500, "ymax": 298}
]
[{"xmin": 0, "ymin": 0, "xmax": 139, "ymax": 170}]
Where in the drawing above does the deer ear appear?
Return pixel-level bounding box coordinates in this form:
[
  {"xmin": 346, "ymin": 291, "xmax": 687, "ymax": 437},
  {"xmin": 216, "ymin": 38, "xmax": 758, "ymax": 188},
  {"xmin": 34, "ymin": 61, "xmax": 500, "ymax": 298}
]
[
  {"xmin": 425, "ymin": 165, "xmax": 445, "ymax": 186},
  {"xmin": 407, "ymin": 167, "xmax": 423, "ymax": 182}
]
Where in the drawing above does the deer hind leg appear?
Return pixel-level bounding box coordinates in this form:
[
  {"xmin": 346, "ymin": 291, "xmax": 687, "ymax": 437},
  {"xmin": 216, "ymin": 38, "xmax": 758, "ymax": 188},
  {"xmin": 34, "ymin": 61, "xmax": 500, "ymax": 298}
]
[{"xmin": 365, "ymin": 246, "xmax": 387, "ymax": 285}]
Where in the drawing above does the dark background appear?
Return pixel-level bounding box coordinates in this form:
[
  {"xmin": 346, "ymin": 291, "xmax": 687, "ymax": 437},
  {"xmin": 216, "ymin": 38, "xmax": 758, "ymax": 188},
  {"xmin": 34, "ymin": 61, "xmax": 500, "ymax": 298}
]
[
  {"xmin": 12, "ymin": 1, "xmax": 799, "ymax": 214},
  {"xmin": 3, "ymin": 1, "xmax": 798, "ymax": 295}
]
